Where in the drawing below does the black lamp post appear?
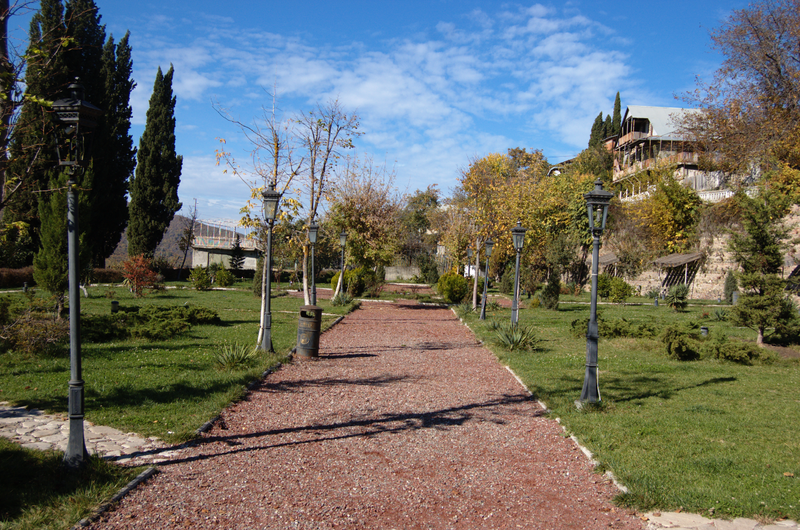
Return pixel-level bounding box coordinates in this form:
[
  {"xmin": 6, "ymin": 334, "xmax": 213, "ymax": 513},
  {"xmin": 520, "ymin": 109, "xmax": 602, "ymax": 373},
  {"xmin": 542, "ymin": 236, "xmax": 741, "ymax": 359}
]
[
  {"xmin": 258, "ymin": 183, "xmax": 281, "ymax": 352},
  {"xmin": 580, "ymin": 179, "xmax": 613, "ymax": 404},
  {"xmin": 511, "ymin": 221, "xmax": 528, "ymax": 325},
  {"xmin": 308, "ymin": 222, "xmax": 319, "ymax": 306},
  {"xmin": 338, "ymin": 231, "xmax": 347, "ymax": 297},
  {"xmin": 479, "ymin": 238, "xmax": 494, "ymax": 320},
  {"xmin": 52, "ymin": 78, "xmax": 102, "ymax": 469}
]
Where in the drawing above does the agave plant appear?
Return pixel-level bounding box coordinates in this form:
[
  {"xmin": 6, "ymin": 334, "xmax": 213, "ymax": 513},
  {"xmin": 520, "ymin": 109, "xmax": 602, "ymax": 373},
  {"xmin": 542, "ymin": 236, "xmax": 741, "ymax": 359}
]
[
  {"xmin": 492, "ymin": 321, "xmax": 540, "ymax": 351},
  {"xmin": 214, "ymin": 342, "xmax": 257, "ymax": 370}
]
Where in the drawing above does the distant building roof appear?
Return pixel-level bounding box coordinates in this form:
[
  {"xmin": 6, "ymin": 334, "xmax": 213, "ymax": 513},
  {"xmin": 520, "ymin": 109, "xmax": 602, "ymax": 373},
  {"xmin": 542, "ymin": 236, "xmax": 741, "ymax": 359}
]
[{"xmin": 623, "ymin": 105, "xmax": 702, "ymax": 142}]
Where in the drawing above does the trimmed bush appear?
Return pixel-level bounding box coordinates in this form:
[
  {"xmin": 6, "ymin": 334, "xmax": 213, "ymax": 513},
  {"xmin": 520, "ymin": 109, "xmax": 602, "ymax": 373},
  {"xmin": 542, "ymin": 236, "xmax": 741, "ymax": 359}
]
[
  {"xmin": 437, "ymin": 272, "xmax": 469, "ymax": 304},
  {"xmin": 0, "ymin": 267, "xmax": 34, "ymax": 289}
]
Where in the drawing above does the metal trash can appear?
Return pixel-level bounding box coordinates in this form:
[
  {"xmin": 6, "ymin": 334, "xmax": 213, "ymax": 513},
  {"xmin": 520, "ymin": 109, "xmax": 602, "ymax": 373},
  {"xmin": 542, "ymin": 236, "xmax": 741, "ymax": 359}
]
[{"xmin": 296, "ymin": 305, "xmax": 322, "ymax": 359}]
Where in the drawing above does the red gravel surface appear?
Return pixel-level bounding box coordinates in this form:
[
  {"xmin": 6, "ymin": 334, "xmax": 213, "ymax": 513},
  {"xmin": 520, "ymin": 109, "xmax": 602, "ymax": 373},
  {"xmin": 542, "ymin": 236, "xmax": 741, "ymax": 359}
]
[{"xmin": 89, "ymin": 301, "xmax": 644, "ymax": 529}]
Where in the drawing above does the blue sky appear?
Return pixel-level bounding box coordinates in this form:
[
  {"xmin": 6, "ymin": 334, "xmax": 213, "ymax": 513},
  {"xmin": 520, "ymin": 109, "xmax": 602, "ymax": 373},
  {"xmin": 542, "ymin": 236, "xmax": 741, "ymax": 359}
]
[{"xmin": 11, "ymin": 1, "xmax": 747, "ymax": 222}]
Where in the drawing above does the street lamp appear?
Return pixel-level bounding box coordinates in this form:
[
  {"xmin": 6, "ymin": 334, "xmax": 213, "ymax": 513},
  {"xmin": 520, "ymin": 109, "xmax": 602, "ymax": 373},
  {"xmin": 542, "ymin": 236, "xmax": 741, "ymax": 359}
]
[
  {"xmin": 511, "ymin": 221, "xmax": 528, "ymax": 325},
  {"xmin": 258, "ymin": 183, "xmax": 281, "ymax": 352},
  {"xmin": 338, "ymin": 230, "xmax": 347, "ymax": 298},
  {"xmin": 479, "ymin": 238, "xmax": 494, "ymax": 320},
  {"xmin": 466, "ymin": 248, "xmax": 473, "ymax": 278},
  {"xmin": 580, "ymin": 178, "xmax": 613, "ymax": 404},
  {"xmin": 308, "ymin": 222, "xmax": 319, "ymax": 306},
  {"xmin": 52, "ymin": 78, "xmax": 102, "ymax": 469}
]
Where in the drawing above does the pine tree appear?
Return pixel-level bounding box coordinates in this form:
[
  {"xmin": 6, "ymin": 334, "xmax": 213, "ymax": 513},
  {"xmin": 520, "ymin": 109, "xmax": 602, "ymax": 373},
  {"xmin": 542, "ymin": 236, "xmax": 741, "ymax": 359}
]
[
  {"xmin": 612, "ymin": 92, "xmax": 622, "ymax": 136},
  {"xmin": 729, "ymin": 190, "xmax": 797, "ymax": 345},
  {"xmin": 230, "ymin": 234, "xmax": 245, "ymax": 274},
  {"xmin": 128, "ymin": 65, "xmax": 182, "ymax": 257},
  {"xmin": 90, "ymin": 32, "xmax": 135, "ymax": 267}
]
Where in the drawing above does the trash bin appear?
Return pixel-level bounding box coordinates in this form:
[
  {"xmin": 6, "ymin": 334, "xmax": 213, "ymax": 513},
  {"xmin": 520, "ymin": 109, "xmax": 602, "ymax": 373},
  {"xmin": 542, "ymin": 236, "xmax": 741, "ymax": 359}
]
[
  {"xmin": 111, "ymin": 300, "xmax": 119, "ymax": 314},
  {"xmin": 296, "ymin": 305, "xmax": 323, "ymax": 359}
]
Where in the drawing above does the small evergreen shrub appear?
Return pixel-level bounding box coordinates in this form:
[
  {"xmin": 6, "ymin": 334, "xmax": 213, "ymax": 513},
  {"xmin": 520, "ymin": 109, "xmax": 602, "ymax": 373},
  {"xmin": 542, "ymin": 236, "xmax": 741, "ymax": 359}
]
[
  {"xmin": 416, "ymin": 253, "xmax": 440, "ymax": 285},
  {"xmin": 608, "ymin": 277, "xmax": 635, "ymax": 304},
  {"xmin": 437, "ymin": 272, "xmax": 469, "ymax": 304},
  {"xmin": 189, "ymin": 266, "xmax": 212, "ymax": 291},
  {"xmin": 597, "ymin": 273, "xmax": 613, "ymax": 299},
  {"xmin": 539, "ymin": 269, "xmax": 560, "ymax": 310},
  {"xmin": 500, "ymin": 266, "xmax": 515, "ymax": 295},
  {"xmin": 214, "ymin": 267, "xmax": 235, "ymax": 287},
  {"xmin": 704, "ymin": 336, "xmax": 776, "ymax": 365},
  {"xmin": 723, "ymin": 270, "xmax": 737, "ymax": 304},
  {"xmin": 645, "ymin": 287, "xmax": 661, "ymax": 299},
  {"xmin": 661, "ymin": 325, "xmax": 700, "ymax": 360}
]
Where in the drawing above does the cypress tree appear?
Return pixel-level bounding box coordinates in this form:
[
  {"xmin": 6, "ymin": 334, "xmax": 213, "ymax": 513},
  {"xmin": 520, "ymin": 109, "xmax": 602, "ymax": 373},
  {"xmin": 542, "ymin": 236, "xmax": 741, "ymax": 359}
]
[
  {"xmin": 90, "ymin": 32, "xmax": 135, "ymax": 267},
  {"xmin": 588, "ymin": 112, "xmax": 604, "ymax": 148},
  {"xmin": 612, "ymin": 91, "xmax": 622, "ymax": 136},
  {"xmin": 31, "ymin": 0, "xmax": 104, "ymax": 304},
  {"xmin": 603, "ymin": 114, "xmax": 612, "ymax": 140},
  {"xmin": 128, "ymin": 65, "xmax": 182, "ymax": 257}
]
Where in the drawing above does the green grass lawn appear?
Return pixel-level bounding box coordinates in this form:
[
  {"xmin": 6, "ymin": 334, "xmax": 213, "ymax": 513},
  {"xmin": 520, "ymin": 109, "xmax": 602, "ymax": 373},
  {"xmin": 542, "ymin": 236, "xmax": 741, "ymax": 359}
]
[
  {"xmin": 463, "ymin": 294, "xmax": 800, "ymax": 521},
  {"xmin": 0, "ymin": 438, "xmax": 141, "ymax": 530},
  {"xmin": 0, "ymin": 282, "xmax": 357, "ymax": 443}
]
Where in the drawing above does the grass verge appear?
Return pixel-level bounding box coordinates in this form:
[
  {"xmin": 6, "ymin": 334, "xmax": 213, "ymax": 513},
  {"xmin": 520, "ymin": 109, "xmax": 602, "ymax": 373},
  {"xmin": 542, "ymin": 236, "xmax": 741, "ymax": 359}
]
[
  {"xmin": 0, "ymin": 438, "xmax": 141, "ymax": 530},
  {"xmin": 461, "ymin": 295, "xmax": 800, "ymax": 522}
]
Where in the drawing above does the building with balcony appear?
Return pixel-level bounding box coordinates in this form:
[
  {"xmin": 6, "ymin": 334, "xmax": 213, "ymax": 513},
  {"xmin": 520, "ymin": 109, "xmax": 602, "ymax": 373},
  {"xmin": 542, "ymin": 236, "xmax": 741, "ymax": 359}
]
[{"xmin": 611, "ymin": 105, "xmax": 728, "ymax": 201}]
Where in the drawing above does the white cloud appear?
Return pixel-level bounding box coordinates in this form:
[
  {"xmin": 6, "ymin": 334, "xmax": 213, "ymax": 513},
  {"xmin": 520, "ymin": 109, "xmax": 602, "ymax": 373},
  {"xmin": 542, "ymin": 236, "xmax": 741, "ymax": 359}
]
[{"xmin": 127, "ymin": 3, "xmax": 638, "ymax": 217}]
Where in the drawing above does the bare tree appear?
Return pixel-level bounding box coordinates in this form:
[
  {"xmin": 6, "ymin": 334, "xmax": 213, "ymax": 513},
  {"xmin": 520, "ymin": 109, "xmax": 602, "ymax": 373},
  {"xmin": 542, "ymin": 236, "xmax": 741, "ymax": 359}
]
[
  {"xmin": 295, "ymin": 99, "xmax": 360, "ymax": 304},
  {"xmin": 176, "ymin": 199, "xmax": 198, "ymax": 278},
  {"xmin": 215, "ymin": 92, "xmax": 302, "ymax": 346}
]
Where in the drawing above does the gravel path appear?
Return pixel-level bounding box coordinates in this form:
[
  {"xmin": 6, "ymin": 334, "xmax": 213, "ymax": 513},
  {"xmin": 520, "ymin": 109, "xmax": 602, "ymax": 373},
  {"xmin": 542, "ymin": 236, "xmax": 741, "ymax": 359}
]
[{"xmin": 88, "ymin": 301, "xmax": 645, "ymax": 529}]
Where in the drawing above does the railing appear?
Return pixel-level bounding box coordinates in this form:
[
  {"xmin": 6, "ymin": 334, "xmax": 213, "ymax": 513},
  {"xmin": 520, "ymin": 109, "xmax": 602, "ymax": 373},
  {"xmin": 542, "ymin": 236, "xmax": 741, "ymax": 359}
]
[{"xmin": 192, "ymin": 236, "xmax": 259, "ymax": 250}]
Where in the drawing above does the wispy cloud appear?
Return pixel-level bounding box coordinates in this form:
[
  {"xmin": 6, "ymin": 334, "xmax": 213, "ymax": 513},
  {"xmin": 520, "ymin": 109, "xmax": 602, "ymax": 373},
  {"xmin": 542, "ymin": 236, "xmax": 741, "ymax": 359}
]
[{"xmin": 127, "ymin": 4, "xmax": 639, "ymax": 219}]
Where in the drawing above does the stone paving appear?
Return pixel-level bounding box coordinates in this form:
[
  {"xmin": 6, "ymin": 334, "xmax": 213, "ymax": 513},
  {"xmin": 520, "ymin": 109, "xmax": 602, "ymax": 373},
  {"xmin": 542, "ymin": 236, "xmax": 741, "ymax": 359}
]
[{"xmin": 0, "ymin": 401, "xmax": 184, "ymax": 466}]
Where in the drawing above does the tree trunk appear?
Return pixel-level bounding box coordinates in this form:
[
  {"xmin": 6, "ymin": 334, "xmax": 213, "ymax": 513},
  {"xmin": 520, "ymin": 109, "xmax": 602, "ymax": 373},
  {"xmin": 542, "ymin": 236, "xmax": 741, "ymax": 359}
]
[
  {"xmin": 302, "ymin": 245, "xmax": 310, "ymax": 306},
  {"xmin": 757, "ymin": 327, "xmax": 764, "ymax": 347}
]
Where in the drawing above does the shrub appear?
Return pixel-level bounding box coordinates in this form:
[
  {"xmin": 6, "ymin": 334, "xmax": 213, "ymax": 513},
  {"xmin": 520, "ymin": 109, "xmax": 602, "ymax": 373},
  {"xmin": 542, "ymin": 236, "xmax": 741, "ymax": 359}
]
[
  {"xmin": 455, "ymin": 303, "xmax": 474, "ymax": 317},
  {"xmin": 665, "ymin": 283, "xmax": 689, "ymax": 311},
  {"xmin": 661, "ymin": 325, "xmax": 700, "ymax": 360},
  {"xmin": 92, "ymin": 268, "xmax": 124, "ymax": 284},
  {"xmin": 704, "ymin": 336, "xmax": 776, "ymax": 365},
  {"xmin": 597, "ymin": 273, "xmax": 613, "ymax": 299},
  {"xmin": 0, "ymin": 296, "xmax": 69, "ymax": 356},
  {"xmin": 492, "ymin": 321, "xmax": 540, "ymax": 352},
  {"xmin": 189, "ymin": 266, "xmax": 212, "ymax": 291},
  {"xmin": 331, "ymin": 292, "xmax": 354, "ymax": 306},
  {"xmin": 82, "ymin": 305, "xmax": 221, "ymax": 343},
  {"xmin": 723, "ymin": 270, "xmax": 737, "ymax": 304},
  {"xmin": 500, "ymin": 266, "xmax": 515, "ymax": 295},
  {"xmin": 214, "ymin": 342, "xmax": 258, "ymax": 370},
  {"xmin": 214, "ymin": 267, "xmax": 235, "ymax": 287},
  {"xmin": 608, "ymin": 276, "xmax": 635, "ymax": 304},
  {"xmin": 712, "ymin": 308, "xmax": 729, "ymax": 321},
  {"xmin": 437, "ymin": 272, "xmax": 469, "ymax": 304},
  {"xmin": 539, "ymin": 269, "xmax": 560, "ymax": 310},
  {"xmin": 416, "ymin": 253, "xmax": 440, "ymax": 285},
  {"xmin": 121, "ymin": 255, "xmax": 161, "ymax": 298},
  {"xmin": 645, "ymin": 287, "xmax": 661, "ymax": 299}
]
